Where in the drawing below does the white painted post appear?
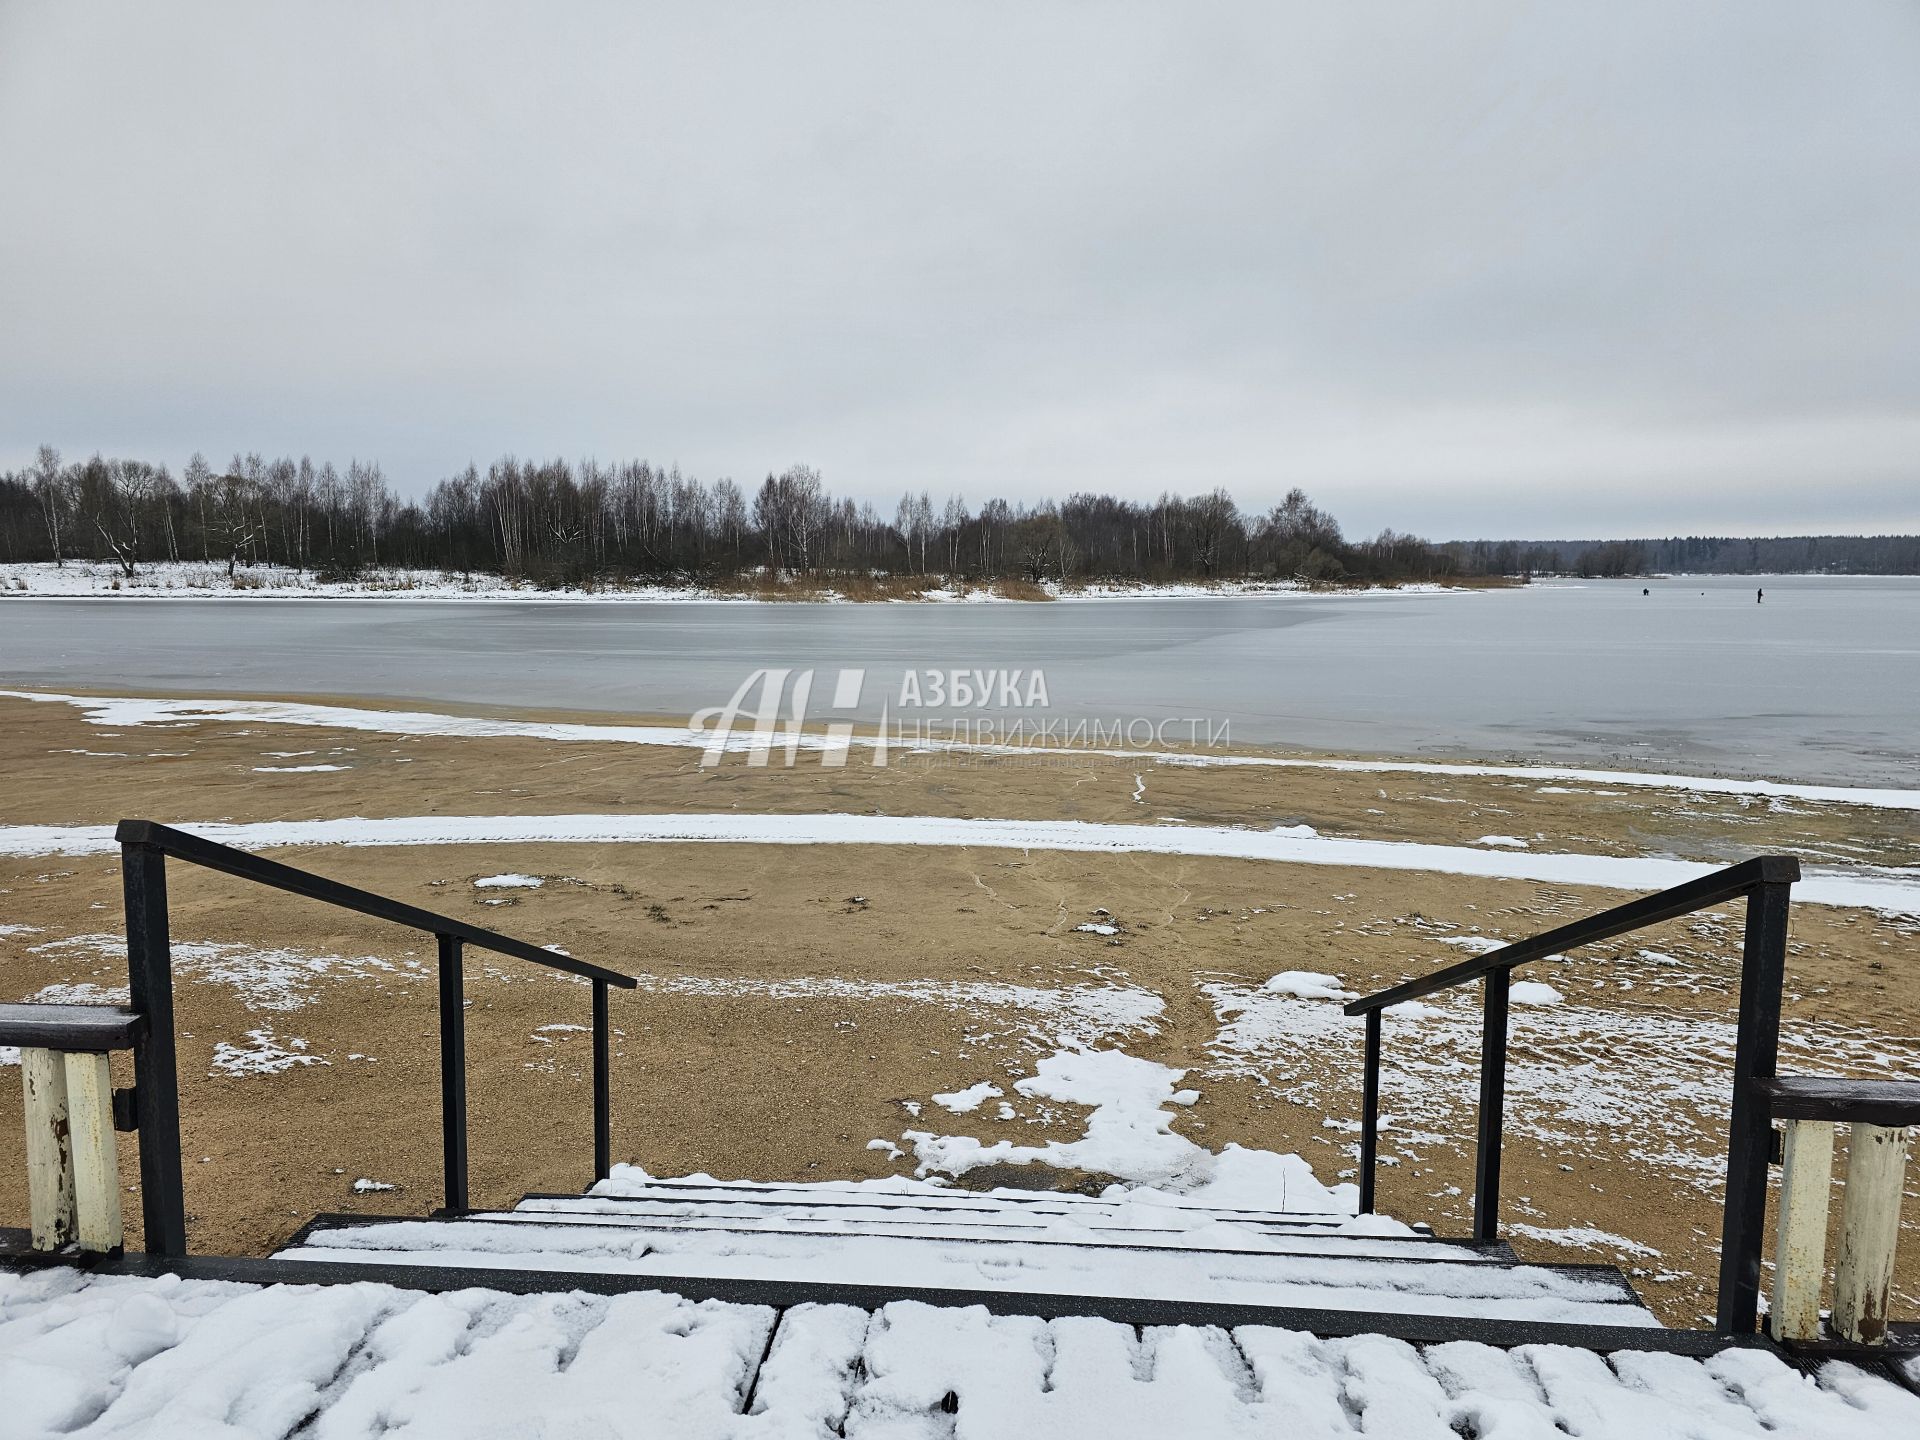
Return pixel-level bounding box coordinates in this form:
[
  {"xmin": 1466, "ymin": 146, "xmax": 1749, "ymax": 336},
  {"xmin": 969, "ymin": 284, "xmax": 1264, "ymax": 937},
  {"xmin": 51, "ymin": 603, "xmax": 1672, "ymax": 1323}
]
[
  {"xmin": 21, "ymin": 1047, "xmax": 76, "ymax": 1250},
  {"xmin": 1768, "ymin": 1119, "xmax": 1835, "ymax": 1341},
  {"xmin": 62, "ymin": 1051, "xmax": 124, "ymax": 1252},
  {"xmin": 1833, "ymin": 1123, "xmax": 1912, "ymax": 1345}
]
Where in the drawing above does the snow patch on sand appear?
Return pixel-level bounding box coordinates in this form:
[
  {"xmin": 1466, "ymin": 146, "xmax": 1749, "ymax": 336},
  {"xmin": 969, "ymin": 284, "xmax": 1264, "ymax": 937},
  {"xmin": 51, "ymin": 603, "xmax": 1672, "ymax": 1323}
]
[
  {"xmin": 626, "ymin": 972, "xmax": 1163, "ymax": 1052},
  {"xmin": 1201, "ymin": 975, "xmax": 1920, "ymax": 1200},
  {"xmin": 932, "ymin": 1082, "xmax": 1004, "ymax": 1113},
  {"xmin": 904, "ymin": 1050, "xmax": 1362, "ymax": 1214},
  {"xmin": 1510, "ymin": 981, "xmax": 1564, "ymax": 1006},
  {"xmin": 29, "ymin": 933, "xmax": 418, "ymax": 1011},
  {"xmin": 30, "ymin": 980, "xmax": 132, "ymax": 1005},
  {"xmin": 1509, "ymin": 1223, "xmax": 1662, "ymax": 1257},
  {"xmin": 211, "ymin": 1028, "xmax": 329, "ymax": 1077},
  {"xmin": 1260, "ymin": 971, "xmax": 1356, "ymax": 1002}
]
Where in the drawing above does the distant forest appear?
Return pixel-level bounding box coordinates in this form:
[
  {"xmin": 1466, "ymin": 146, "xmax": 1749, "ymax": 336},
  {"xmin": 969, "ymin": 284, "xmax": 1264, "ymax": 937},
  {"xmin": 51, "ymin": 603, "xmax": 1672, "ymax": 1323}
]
[
  {"xmin": 1447, "ymin": 533, "xmax": 1920, "ymax": 577},
  {"xmin": 1, "ymin": 446, "xmax": 1915, "ymax": 586}
]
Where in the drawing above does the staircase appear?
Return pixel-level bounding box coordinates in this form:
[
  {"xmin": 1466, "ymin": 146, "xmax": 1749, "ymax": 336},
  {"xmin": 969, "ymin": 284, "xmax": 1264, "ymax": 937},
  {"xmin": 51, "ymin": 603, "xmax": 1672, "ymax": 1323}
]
[{"xmin": 272, "ymin": 1172, "xmax": 1661, "ymax": 1330}]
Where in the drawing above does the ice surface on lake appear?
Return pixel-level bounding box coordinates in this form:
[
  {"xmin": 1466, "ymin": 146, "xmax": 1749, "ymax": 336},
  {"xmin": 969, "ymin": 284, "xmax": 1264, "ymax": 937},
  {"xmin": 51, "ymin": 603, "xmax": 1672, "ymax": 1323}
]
[{"xmin": 7, "ymin": 574, "xmax": 1919, "ymax": 785}]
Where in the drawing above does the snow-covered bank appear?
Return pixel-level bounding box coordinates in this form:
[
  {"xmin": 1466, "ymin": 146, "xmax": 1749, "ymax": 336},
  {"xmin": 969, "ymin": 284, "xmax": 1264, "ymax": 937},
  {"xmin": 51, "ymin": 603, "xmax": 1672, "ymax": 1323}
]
[
  {"xmin": 0, "ymin": 560, "xmax": 1469, "ymax": 603},
  {"xmin": 10, "ymin": 688, "xmax": 1919, "ymax": 812},
  {"xmin": 2, "ymin": 812, "xmax": 1914, "ymax": 913}
]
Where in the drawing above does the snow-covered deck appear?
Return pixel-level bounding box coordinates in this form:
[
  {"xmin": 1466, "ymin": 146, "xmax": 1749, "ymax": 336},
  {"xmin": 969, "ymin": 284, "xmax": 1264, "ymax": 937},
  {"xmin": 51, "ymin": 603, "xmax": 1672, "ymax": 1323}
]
[
  {"xmin": 275, "ymin": 1176, "xmax": 1658, "ymax": 1329},
  {"xmin": 5, "ymin": 1265, "xmax": 1917, "ymax": 1439}
]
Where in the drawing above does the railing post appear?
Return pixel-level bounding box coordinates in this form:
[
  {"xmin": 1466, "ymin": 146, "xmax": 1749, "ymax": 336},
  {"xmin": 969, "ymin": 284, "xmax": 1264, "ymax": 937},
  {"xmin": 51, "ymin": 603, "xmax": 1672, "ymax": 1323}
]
[
  {"xmin": 437, "ymin": 934, "xmax": 469, "ymax": 1214},
  {"xmin": 1717, "ymin": 879, "xmax": 1790, "ymax": 1333},
  {"xmin": 592, "ymin": 979, "xmax": 611, "ymax": 1185},
  {"xmin": 1832, "ymin": 1123, "xmax": 1911, "ymax": 1345},
  {"xmin": 1768, "ymin": 1117, "xmax": 1835, "ymax": 1341},
  {"xmin": 123, "ymin": 840, "xmax": 186, "ymax": 1256},
  {"xmin": 1358, "ymin": 1009, "xmax": 1381, "ymax": 1214},
  {"xmin": 21, "ymin": 1048, "xmax": 75, "ymax": 1250},
  {"xmin": 1473, "ymin": 967, "xmax": 1510, "ymax": 1243}
]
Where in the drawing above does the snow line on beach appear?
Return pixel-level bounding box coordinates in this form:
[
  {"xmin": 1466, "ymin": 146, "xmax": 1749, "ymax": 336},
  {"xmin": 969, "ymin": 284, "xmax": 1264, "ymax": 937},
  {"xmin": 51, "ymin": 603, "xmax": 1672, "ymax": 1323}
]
[
  {"xmin": 8, "ymin": 688, "xmax": 1917, "ymax": 811},
  {"xmin": 2, "ymin": 812, "xmax": 1914, "ymax": 913}
]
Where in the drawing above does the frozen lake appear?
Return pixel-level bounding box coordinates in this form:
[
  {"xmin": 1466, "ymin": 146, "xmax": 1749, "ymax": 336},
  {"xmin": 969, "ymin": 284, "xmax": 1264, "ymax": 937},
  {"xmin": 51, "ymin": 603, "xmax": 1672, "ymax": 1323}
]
[{"xmin": 3, "ymin": 575, "xmax": 1916, "ymax": 784}]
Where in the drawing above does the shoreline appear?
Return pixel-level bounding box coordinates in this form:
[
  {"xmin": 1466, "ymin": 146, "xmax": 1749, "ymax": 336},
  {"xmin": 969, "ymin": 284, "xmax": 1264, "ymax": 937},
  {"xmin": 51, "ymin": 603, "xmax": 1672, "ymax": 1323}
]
[
  {"xmin": 6, "ymin": 685, "xmax": 1919, "ymax": 809},
  {"xmin": 0, "ymin": 559, "xmax": 1517, "ymax": 604},
  {"xmin": 1, "ymin": 560, "xmax": 1909, "ymax": 605}
]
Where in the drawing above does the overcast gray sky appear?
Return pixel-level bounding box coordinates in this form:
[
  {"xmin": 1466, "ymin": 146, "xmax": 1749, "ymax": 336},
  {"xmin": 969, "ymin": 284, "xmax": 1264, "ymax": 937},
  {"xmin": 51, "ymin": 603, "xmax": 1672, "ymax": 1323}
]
[{"xmin": 2, "ymin": 1, "xmax": 1916, "ymax": 537}]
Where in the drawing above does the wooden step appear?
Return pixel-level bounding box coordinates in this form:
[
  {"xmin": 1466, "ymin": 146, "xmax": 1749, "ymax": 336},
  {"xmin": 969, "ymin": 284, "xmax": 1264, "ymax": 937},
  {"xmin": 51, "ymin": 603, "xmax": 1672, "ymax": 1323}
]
[
  {"xmin": 480, "ymin": 1202, "xmax": 1502, "ymax": 1263},
  {"xmin": 277, "ymin": 1212, "xmax": 1651, "ymax": 1326},
  {"xmin": 536, "ymin": 1180, "xmax": 1415, "ymax": 1231}
]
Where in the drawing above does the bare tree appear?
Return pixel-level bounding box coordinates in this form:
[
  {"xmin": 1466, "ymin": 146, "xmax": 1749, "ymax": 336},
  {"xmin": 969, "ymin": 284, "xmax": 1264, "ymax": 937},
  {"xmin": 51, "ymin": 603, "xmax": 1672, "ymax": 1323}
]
[
  {"xmin": 713, "ymin": 478, "xmax": 748, "ymax": 567},
  {"xmin": 80, "ymin": 457, "xmax": 174, "ymax": 578},
  {"xmin": 207, "ymin": 472, "xmax": 266, "ymax": 580},
  {"xmin": 183, "ymin": 453, "xmax": 214, "ymax": 562},
  {"xmin": 30, "ymin": 445, "xmax": 71, "ymax": 566},
  {"xmin": 1185, "ymin": 487, "xmax": 1241, "ymax": 578},
  {"xmin": 942, "ymin": 494, "xmax": 968, "ymax": 576}
]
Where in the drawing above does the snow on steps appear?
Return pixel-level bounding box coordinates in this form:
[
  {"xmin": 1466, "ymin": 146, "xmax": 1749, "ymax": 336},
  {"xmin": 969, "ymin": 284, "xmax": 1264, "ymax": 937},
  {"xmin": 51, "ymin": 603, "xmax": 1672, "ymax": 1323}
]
[
  {"xmin": 6, "ymin": 1266, "xmax": 1919, "ymax": 1439},
  {"xmin": 522, "ymin": 1176, "xmax": 1435, "ymax": 1231},
  {"xmin": 274, "ymin": 1178, "xmax": 1656, "ymax": 1328},
  {"xmin": 483, "ymin": 1199, "xmax": 1468, "ymax": 1262}
]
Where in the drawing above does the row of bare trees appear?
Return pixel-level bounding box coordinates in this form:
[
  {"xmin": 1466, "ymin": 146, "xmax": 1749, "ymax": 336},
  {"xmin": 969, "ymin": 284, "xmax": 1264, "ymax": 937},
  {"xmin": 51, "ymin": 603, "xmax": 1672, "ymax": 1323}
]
[
  {"xmin": 0, "ymin": 444, "xmax": 1597, "ymax": 585},
  {"xmin": 7, "ymin": 447, "xmax": 394, "ymax": 580}
]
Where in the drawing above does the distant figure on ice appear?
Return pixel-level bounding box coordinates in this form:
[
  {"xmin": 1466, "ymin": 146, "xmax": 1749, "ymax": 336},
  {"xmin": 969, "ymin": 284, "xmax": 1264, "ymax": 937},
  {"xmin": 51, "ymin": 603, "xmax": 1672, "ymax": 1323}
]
[
  {"xmin": 1757, "ymin": 587, "xmax": 1764, "ymax": 604},
  {"xmin": 1643, "ymin": 587, "xmax": 1649, "ymax": 596}
]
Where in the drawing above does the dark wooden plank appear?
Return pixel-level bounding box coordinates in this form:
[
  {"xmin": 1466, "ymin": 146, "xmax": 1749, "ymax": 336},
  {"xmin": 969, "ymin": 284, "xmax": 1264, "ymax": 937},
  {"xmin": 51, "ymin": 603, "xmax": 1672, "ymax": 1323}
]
[
  {"xmin": 0, "ymin": 1003, "xmax": 147, "ymax": 1051},
  {"xmin": 1759, "ymin": 1077, "xmax": 1920, "ymax": 1127}
]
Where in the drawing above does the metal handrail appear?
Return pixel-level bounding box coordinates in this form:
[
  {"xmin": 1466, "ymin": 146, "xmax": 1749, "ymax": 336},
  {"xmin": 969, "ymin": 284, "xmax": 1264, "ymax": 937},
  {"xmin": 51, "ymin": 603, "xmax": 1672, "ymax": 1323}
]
[
  {"xmin": 1345, "ymin": 856, "xmax": 1799, "ymax": 1014},
  {"xmin": 115, "ymin": 821, "xmax": 631, "ymax": 986},
  {"xmin": 1342, "ymin": 854, "xmax": 1801, "ymax": 1335},
  {"xmin": 113, "ymin": 819, "xmax": 636, "ymax": 1258}
]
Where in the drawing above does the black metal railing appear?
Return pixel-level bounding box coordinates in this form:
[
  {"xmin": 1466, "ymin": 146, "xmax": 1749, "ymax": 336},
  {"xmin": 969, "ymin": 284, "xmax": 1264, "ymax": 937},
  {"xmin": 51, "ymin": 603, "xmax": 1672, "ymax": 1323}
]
[
  {"xmin": 113, "ymin": 819, "xmax": 637, "ymax": 1257},
  {"xmin": 1344, "ymin": 854, "xmax": 1800, "ymax": 1335}
]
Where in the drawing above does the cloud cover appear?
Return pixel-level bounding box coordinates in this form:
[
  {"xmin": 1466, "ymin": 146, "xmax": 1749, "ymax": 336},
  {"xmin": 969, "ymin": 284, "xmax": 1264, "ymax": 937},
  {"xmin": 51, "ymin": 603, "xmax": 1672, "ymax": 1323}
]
[{"xmin": 2, "ymin": 1, "xmax": 1916, "ymax": 535}]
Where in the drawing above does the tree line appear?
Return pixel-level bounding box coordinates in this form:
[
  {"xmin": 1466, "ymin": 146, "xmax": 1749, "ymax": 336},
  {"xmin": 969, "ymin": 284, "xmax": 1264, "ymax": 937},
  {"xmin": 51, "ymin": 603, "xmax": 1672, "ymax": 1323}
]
[
  {"xmin": 0, "ymin": 447, "xmax": 1462, "ymax": 585},
  {"xmin": 1, "ymin": 446, "xmax": 1914, "ymax": 585},
  {"xmin": 1457, "ymin": 533, "xmax": 1920, "ymax": 576}
]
